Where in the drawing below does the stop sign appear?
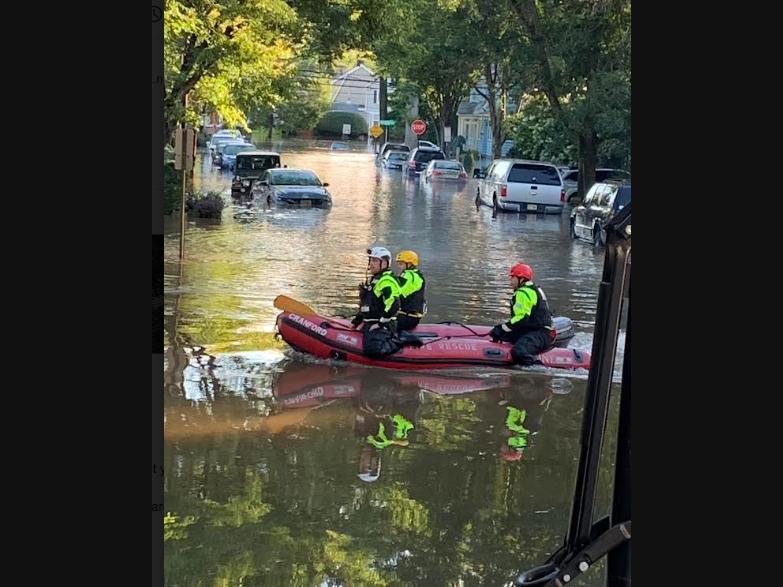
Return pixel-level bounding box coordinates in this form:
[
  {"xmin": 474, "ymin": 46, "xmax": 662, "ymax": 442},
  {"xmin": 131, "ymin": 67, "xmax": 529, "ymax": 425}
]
[{"xmin": 411, "ymin": 119, "xmax": 427, "ymax": 136}]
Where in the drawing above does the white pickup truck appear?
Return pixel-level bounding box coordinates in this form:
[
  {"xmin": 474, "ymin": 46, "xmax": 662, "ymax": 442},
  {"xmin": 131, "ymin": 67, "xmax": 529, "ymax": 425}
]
[{"xmin": 476, "ymin": 159, "xmax": 566, "ymax": 214}]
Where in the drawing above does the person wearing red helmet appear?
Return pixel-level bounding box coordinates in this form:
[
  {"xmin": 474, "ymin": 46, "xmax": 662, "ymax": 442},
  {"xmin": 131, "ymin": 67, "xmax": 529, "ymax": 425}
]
[{"xmin": 488, "ymin": 262, "xmax": 556, "ymax": 366}]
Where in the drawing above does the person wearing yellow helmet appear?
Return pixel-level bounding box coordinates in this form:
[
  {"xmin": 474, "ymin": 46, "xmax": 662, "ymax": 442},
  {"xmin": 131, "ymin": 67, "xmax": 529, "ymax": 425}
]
[
  {"xmin": 350, "ymin": 246, "xmax": 402, "ymax": 332},
  {"xmin": 395, "ymin": 250, "xmax": 427, "ymax": 333}
]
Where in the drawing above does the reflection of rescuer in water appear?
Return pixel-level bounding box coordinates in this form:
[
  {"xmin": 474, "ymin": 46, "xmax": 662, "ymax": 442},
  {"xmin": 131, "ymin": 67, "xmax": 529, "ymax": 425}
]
[
  {"xmin": 353, "ymin": 379, "xmax": 422, "ymax": 483},
  {"xmin": 494, "ymin": 380, "xmax": 565, "ymax": 462}
]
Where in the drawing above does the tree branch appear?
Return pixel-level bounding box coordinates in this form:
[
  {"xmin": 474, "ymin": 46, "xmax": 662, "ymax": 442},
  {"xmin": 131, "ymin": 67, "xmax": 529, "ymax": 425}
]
[{"xmin": 509, "ymin": 0, "xmax": 563, "ymax": 118}]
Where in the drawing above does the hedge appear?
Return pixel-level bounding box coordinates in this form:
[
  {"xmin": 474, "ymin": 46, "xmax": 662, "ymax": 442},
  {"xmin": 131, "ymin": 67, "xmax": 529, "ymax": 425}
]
[{"xmin": 315, "ymin": 111, "xmax": 368, "ymax": 138}]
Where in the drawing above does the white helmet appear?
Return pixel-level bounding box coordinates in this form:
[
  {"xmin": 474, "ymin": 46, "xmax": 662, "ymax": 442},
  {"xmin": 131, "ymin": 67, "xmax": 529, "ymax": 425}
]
[
  {"xmin": 367, "ymin": 247, "xmax": 392, "ymax": 262},
  {"xmin": 357, "ymin": 457, "xmax": 381, "ymax": 482}
]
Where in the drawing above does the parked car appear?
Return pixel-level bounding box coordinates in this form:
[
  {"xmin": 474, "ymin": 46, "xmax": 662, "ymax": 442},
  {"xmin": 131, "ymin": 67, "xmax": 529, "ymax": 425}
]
[
  {"xmin": 212, "ymin": 140, "xmax": 245, "ymax": 167},
  {"xmin": 377, "ymin": 142, "xmax": 410, "ymax": 164},
  {"xmin": 221, "ymin": 142, "xmax": 257, "ymax": 170},
  {"xmin": 418, "ymin": 140, "xmax": 439, "ymax": 150},
  {"xmin": 570, "ymin": 180, "xmax": 631, "ymax": 247},
  {"xmin": 208, "ymin": 131, "xmax": 242, "ymax": 153},
  {"xmin": 423, "ymin": 159, "xmax": 468, "ymax": 182},
  {"xmin": 330, "ymin": 141, "xmax": 350, "ymax": 151},
  {"xmin": 476, "ymin": 159, "xmax": 566, "ymax": 214},
  {"xmin": 406, "ymin": 147, "xmax": 446, "ymax": 176},
  {"xmin": 231, "ymin": 151, "xmax": 282, "ymax": 198},
  {"xmin": 562, "ymin": 168, "xmax": 631, "ymax": 204},
  {"xmin": 382, "ymin": 150, "xmax": 409, "ymax": 170},
  {"xmin": 251, "ymin": 168, "xmax": 332, "ymax": 208}
]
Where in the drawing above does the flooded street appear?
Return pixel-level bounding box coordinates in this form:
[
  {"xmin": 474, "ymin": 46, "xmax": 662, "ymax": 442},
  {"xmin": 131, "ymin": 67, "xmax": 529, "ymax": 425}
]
[{"xmin": 163, "ymin": 140, "xmax": 625, "ymax": 586}]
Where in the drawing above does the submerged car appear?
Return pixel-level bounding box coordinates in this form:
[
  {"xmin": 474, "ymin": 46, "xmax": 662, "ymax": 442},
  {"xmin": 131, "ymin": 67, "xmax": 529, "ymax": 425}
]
[
  {"xmin": 423, "ymin": 159, "xmax": 468, "ymax": 181},
  {"xmin": 251, "ymin": 168, "xmax": 333, "ymax": 208},
  {"xmin": 221, "ymin": 142, "xmax": 257, "ymax": 170},
  {"xmin": 382, "ymin": 150, "xmax": 409, "ymax": 170},
  {"xmin": 231, "ymin": 151, "xmax": 282, "ymax": 198},
  {"xmin": 570, "ymin": 180, "xmax": 631, "ymax": 247}
]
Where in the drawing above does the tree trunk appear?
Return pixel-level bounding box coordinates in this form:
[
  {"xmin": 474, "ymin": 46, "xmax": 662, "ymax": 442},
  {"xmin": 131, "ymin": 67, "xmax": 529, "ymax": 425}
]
[
  {"xmin": 578, "ymin": 130, "xmax": 599, "ymax": 198},
  {"xmin": 491, "ymin": 93, "xmax": 505, "ymax": 160}
]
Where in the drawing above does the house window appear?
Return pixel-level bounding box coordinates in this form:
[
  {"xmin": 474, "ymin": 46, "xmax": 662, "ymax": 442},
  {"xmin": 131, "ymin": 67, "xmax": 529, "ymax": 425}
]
[{"xmin": 373, "ymin": 90, "xmax": 377, "ymax": 104}]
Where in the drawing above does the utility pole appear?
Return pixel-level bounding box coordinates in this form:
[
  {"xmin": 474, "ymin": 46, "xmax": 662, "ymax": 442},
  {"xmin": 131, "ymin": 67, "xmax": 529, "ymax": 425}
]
[{"xmin": 380, "ymin": 77, "xmax": 388, "ymax": 145}]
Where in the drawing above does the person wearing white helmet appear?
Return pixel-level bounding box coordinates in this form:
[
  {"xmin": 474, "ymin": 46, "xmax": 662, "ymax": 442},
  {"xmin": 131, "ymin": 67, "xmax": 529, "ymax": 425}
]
[
  {"xmin": 357, "ymin": 445, "xmax": 381, "ymax": 482},
  {"xmin": 351, "ymin": 246, "xmax": 402, "ymax": 332}
]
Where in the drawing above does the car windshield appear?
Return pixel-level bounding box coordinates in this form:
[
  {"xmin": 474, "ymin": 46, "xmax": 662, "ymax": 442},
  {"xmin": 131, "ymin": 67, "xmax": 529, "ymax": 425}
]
[
  {"xmin": 219, "ymin": 142, "xmax": 243, "ymax": 151},
  {"xmin": 270, "ymin": 171, "xmax": 322, "ymax": 186},
  {"xmin": 435, "ymin": 161, "xmax": 463, "ymax": 171},
  {"xmin": 224, "ymin": 144, "xmax": 254, "ymax": 156},
  {"xmin": 507, "ymin": 164, "xmax": 561, "ymax": 186},
  {"xmin": 236, "ymin": 156, "xmax": 279, "ymax": 171},
  {"xmin": 416, "ymin": 151, "xmax": 444, "ymax": 163},
  {"xmin": 388, "ymin": 152, "xmax": 408, "ymax": 160}
]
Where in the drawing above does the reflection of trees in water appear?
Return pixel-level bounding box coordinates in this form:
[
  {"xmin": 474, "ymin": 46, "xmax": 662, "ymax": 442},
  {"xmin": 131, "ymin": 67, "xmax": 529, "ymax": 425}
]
[
  {"xmin": 163, "ymin": 369, "xmax": 610, "ymax": 587},
  {"xmin": 163, "ymin": 270, "xmax": 279, "ymax": 441}
]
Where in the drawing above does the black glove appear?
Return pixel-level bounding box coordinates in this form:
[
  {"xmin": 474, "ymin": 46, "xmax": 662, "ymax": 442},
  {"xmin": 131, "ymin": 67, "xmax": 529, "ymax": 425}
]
[
  {"xmin": 351, "ymin": 315, "xmax": 363, "ymax": 328},
  {"xmin": 488, "ymin": 324, "xmax": 506, "ymax": 342},
  {"xmin": 377, "ymin": 319, "xmax": 394, "ymax": 331}
]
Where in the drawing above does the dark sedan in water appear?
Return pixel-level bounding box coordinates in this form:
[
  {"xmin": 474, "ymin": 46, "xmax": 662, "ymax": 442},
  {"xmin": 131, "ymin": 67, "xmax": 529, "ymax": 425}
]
[{"xmin": 251, "ymin": 168, "xmax": 333, "ymax": 208}]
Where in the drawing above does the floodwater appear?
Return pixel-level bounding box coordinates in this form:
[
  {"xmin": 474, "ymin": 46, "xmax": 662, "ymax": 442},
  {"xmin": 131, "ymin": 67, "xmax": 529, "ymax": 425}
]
[{"xmin": 162, "ymin": 139, "xmax": 628, "ymax": 587}]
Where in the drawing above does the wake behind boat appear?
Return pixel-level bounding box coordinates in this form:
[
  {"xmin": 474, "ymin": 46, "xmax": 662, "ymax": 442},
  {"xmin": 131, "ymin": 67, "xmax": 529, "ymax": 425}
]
[{"xmin": 275, "ymin": 310, "xmax": 591, "ymax": 371}]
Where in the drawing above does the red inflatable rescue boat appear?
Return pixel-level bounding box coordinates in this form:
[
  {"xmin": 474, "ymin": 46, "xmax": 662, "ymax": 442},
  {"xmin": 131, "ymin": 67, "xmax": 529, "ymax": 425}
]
[{"xmin": 275, "ymin": 311, "xmax": 591, "ymax": 371}]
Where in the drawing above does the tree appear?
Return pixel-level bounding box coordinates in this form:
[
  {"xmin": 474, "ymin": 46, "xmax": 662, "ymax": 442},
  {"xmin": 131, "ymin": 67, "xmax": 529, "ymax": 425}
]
[
  {"xmin": 163, "ymin": 0, "xmax": 300, "ymax": 146},
  {"xmin": 508, "ymin": 0, "xmax": 631, "ymax": 195},
  {"xmin": 373, "ymin": 0, "xmax": 475, "ymax": 147},
  {"xmin": 459, "ymin": 0, "xmax": 538, "ymax": 159},
  {"xmin": 247, "ymin": 62, "xmax": 333, "ymax": 139}
]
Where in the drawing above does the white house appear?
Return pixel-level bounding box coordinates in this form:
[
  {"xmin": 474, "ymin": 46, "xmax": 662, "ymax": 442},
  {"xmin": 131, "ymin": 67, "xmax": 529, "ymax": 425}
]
[
  {"xmin": 456, "ymin": 81, "xmax": 516, "ymax": 163},
  {"xmin": 329, "ymin": 62, "xmax": 383, "ymax": 128}
]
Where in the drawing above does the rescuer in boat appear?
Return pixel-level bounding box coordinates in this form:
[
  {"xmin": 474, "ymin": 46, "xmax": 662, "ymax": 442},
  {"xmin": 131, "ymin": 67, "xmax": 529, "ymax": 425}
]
[
  {"xmin": 488, "ymin": 263, "xmax": 557, "ymax": 366},
  {"xmin": 350, "ymin": 247, "xmax": 402, "ymax": 332},
  {"xmin": 395, "ymin": 250, "xmax": 427, "ymax": 333}
]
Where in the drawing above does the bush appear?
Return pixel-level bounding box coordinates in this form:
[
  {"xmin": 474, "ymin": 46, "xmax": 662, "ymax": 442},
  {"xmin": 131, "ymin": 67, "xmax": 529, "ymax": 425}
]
[
  {"xmin": 315, "ymin": 111, "xmax": 368, "ymax": 138},
  {"xmin": 462, "ymin": 151, "xmax": 481, "ymax": 175},
  {"xmin": 186, "ymin": 191, "xmax": 225, "ymax": 219}
]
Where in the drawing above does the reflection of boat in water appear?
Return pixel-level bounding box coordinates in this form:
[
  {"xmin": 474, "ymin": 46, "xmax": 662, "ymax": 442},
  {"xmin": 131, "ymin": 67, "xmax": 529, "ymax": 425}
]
[
  {"xmin": 275, "ymin": 311, "xmax": 590, "ymax": 371},
  {"xmin": 271, "ymin": 363, "xmax": 572, "ymax": 478},
  {"xmin": 271, "ymin": 362, "xmax": 515, "ymax": 408}
]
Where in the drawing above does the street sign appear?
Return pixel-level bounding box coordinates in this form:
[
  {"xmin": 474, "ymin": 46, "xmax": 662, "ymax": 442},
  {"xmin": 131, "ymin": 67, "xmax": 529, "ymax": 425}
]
[
  {"xmin": 411, "ymin": 119, "xmax": 427, "ymax": 136},
  {"xmin": 342, "ymin": 124, "xmax": 352, "ymax": 135},
  {"xmin": 174, "ymin": 127, "xmax": 195, "ymax": 171},
  {"xmin": 379, "ymin": 119, "xmax": 396, "ymax": 126},
  {"xmin": 444, "ymin": 126, "xmax": 452, "ymax": 143},
  {"xmin": 370, "ymin": 124, "xmax": 384, "ymax": 139}
]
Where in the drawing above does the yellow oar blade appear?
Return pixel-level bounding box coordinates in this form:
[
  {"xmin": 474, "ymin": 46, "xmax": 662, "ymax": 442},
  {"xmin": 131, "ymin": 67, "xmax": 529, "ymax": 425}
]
[{"xmin": 273, "ymin": 295, "xmax": 317, "ymax": 316}]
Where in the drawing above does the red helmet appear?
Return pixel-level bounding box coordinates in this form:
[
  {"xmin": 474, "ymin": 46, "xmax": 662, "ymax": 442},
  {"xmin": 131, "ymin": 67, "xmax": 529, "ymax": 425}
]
[
  {"xmin": 510, "ymin": 263, "xmax": 533, "ymax": 281},
  {"xmin": 501, "ymin": 449, "xmax": 523, "ymax": 461}
]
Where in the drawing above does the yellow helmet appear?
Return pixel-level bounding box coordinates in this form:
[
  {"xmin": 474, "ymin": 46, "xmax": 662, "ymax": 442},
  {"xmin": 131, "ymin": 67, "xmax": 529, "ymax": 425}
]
[{"xmin": 396, "ymin": 250, "xmax": 419, "ymax": 266}]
